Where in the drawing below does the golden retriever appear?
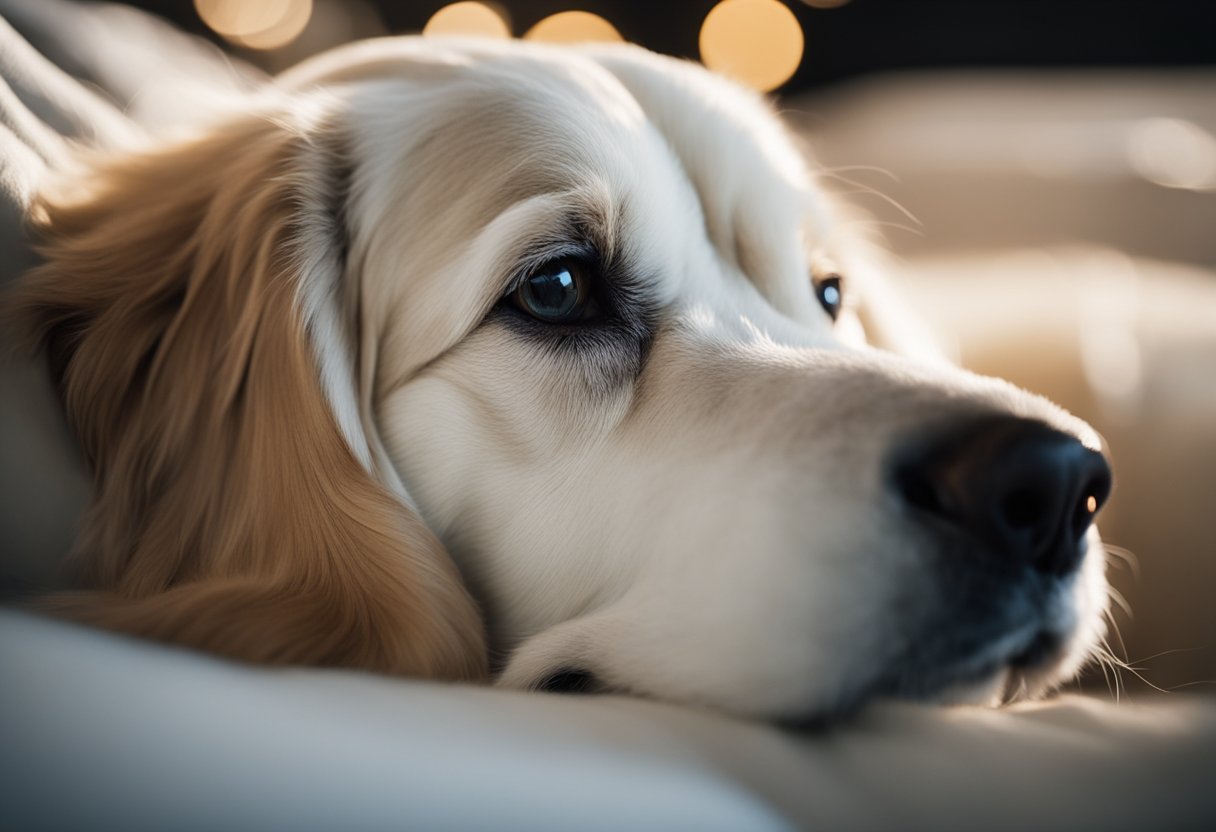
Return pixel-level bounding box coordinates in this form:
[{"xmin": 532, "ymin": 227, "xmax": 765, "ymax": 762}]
[{"xmin": 9, "ymin": 38, "xmax": 1113, "ymax": 719}]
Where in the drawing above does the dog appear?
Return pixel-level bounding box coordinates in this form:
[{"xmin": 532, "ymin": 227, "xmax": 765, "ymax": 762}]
[{"xmin": 8, "ymin": 37, "xmax": 1113, "ymax": 720}]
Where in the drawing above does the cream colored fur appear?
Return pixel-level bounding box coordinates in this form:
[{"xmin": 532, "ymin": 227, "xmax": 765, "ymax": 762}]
[{"xmin": 9, "ymin": 38, "xmax": 1109, "ymax": 719}]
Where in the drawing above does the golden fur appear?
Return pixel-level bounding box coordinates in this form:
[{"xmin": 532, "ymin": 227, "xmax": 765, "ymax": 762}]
[{"xmin": 9, "ymin": 114, "xmax": 486, "ymax": 680}]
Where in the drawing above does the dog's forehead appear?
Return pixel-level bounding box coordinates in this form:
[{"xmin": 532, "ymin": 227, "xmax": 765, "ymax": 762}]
[
  {"xmin": 333, "ymin": 44, "xmax": 650, "ymax": 174},
  {"xmin": 329, "ymin": 41, "xmax": 820, "ymax": 235},
  {"xmin": 330, "ymin": 44, "xmax": 668, "ymax": 257},
  {"xmin": 583, "ymin": 45, "xmax": 832, "ymax": 297},
  {"xmin": 326, "ymin": 39, "xmax": 834, "ymax": 356}
]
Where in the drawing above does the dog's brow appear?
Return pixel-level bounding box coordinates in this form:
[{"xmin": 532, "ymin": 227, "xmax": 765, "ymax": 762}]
[{"xmin": 508, "ymin": 195, "xmax": 619, "ymax": 278}]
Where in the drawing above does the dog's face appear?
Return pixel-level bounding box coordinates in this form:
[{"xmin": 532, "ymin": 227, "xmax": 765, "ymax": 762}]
[
  {"xmin": 293, "ymin": 40, "xmax": 1112, "ymax": 717},
  {"xmin": 20, "ymin": 39, "xmax": 1112, "ymax": 720}
]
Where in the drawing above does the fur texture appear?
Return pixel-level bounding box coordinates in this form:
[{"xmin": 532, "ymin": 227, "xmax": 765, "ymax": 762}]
[
  {"xmin": 8, "ymin": 38, "xmax": 1110, "ymax": 719},
  {"xmin": 12, "ymin": 110, "xmax": 485, "ymax": 680}
]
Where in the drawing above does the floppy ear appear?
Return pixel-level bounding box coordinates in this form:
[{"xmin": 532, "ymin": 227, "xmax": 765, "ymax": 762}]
[{"xmin": 8, "ymin": 110, "xmax": 487, "ymax": 680}]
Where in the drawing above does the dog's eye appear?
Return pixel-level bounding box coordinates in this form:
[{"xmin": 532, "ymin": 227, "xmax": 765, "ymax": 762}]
[
  {"xmin": 813, "ymin": 273, "xmax": 844, "ymax": 322},
  {"xmin": 513, "ymin": 259, "xmax": 597, "ymax": 324}
]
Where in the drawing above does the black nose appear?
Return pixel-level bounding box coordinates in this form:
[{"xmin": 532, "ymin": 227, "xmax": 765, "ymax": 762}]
[{"xmin": 893, "ymin": 416, "xmax": 1113, "ymax": 575}]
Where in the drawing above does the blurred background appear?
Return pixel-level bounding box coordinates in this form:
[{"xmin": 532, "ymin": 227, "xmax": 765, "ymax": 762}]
[
  {"xmin": 3, "ymin": 0, "xmax": 1214, "ymax": 698},
  {"xmin": 93, "ymin": 1, "xmax": 1215, "ymax": 91}
]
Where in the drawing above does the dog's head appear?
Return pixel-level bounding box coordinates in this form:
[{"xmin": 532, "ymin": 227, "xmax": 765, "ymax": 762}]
[{"xmin": 13, "ymin": 39, "xmax": 1112, "ymax": 720}]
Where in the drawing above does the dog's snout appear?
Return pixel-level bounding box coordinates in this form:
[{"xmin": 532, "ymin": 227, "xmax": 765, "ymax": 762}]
[{"xmin": 894, "ymin": 416, "xmax": 1112, "ymax": 575}]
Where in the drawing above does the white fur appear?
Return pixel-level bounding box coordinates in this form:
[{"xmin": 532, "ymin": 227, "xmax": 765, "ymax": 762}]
[{"xmin": 278, "ymin": 38, "xmax": 1107, "ymax": 719}]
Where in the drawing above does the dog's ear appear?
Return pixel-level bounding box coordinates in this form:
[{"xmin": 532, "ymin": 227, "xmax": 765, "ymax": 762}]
[{"xmin": 8, "ymin": 111, "xmax": 487, "ymax": 680}]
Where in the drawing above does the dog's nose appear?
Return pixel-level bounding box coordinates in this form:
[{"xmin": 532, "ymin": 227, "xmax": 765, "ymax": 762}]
[{"xmin": 893, "ymin": 416, "xmax": 1112, "ymax": 575}]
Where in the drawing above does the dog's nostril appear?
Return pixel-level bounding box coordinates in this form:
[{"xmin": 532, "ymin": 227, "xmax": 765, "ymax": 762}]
[
  {"xmin": 1000, "ymin": 488, "xmax": 1043, "ymax": 531},
  {"xmin": 893, "ymin": 416, "xmax": 1113, "ymax": 576},
  {"xmin": 536, "ymin": 668, "xmax": 599, "ymax": 694},
  {"xmin": 895, "ymin": 468, "xmax": 946, "ymax": 515}
]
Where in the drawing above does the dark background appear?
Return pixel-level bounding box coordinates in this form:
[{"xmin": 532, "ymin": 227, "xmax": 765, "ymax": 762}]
[{"xmin": 126, "ymin": 0, "xmax": 1216, "ymax": 92}]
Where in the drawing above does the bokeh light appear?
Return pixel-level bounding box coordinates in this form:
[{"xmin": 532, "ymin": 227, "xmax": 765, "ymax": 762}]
[
  {"xmin": 423, "ymin": 2, "xmax": 511, "ymax": 39},
  {"xmin": 1126, "ymin": 117, "xmax": 1216, "ymax": 191},
  {"xmin": 524, "ymin": 11, "xmax": 623, "ymax": 44},
  {"xmin": 800, "ymin": 0, "xmax": 852, "ymax": 8},
  {"xmin": 700, "ymin": 0, "xmax": 805, "ymax": 92},
  {"xmin": 195, "ymin": 0, "xmax": 313, "ymax": 50}
]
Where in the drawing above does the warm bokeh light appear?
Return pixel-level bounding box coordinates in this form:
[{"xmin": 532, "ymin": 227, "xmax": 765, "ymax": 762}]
[
  {"xmin": 195, "ymin": 0, "xmax": 286, "ymax": 38},
  {"xmin": 1126, "ymin": 117, "xmax": 1216, "ymax": 192},
  {"xmin": 423, "ymin": 2, "xmax": 511, "ymax": 39},
  {"xmin": 700, "ymin": 0, "xmax": 805, "ymax": 92},
  {"xmin": 195, "ymin": 0, "xmax": 313, "ymax": 50},
  {"xmin": 523, "ymin": 11, "xmax": 623, "ymax": 44},
  {"xmin": 801, "ymin": 0, "xmax": 852, "ymax": 8}
]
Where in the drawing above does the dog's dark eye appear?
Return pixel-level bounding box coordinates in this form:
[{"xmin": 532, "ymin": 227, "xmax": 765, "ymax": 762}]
[
  {"xmin": 513, "ymin": 259, "xmax": 596, "ymax": 324},
  {"xmin": 813, "ymin": 273, "xmax": 844, "ymax": 322}
]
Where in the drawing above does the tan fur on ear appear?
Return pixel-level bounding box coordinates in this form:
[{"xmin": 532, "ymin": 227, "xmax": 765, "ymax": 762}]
[{"xmin": 8, "ymin": 114, "xmax": 487, "ymax": 680}]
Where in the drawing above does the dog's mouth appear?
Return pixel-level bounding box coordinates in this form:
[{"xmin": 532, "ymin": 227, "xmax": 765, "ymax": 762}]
[
  {"xmin": 529, "ymin": 628, "xmax": 1076, "ymax": 720},
  {"xmin": 883, "ymin": 624, "xmax": 1076, "ymax": 709},
  {"xmin": 524, "ymin": 616, "xmax": 1080, "ymax": 712},
  {"xmin": 1007, "ymin": 628, "xmax": 1064, "ymax": 670}
]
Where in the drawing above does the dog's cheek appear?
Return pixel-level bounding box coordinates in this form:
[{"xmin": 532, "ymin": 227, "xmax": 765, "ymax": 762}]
[{"xmin": 374, "ymin": 332, "xmax": 644, "ymax": 638}]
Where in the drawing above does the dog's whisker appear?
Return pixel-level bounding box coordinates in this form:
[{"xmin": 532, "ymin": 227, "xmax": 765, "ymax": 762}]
[
  {"xmin": 1119, "ymin": 665, "xmax": 1171, "ymax": 695},
  {"xmin": 1097, "ymin": 637, "xmax": 1129, "ymax": 670},
  {"xmin": 818, "ymin": 172, "xmax": 923, "ymax": 225},
  {"xmin": 815, "ymin": 164, "xmax": 903, "ymax": 183},
  {"xmin": 1094, "ymin": 638, "xmax": 1134, "ymax": 703},
  {"xmin": 1102, "ymin": 602, "xmax": 1132, "ymax": 668},
  {"xmin": 1106, "ymin": 585, "xmax": 1134, "ymax": 620},
  {"xmin": 838, "ymin": 215, "xmax": 927, "ymax": 239},
  {"xmin": 1096, "ymin": 637, "xmax": 1173, "ymax": 696},
  {"xmin": 1092, "ymin": 646, "xmax": 1117, "ymax": 701},
  {"xmin": 1112, "ymin": 619, "xmax": 1132, "ymax": 675},
  {"xmin": 1103, "ymin": 542, "xmax": 1142, "ymax": 579},
  {"xmin": 1167, "ymin": 679, "xmax": 1216, "ymax": 690},
  {"xmin": 1124, "ymin": 644, "xmax": 1212, "ymax": 665}
]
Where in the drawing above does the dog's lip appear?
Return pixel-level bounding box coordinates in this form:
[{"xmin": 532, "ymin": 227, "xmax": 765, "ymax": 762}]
[
  {"xmin": 789, "ymin": 633, "xmax": 1066, "ymax": 725},
  {"xmin": 867, "ymin": 653, "xmax": 1002, "ymax": 706},
  {"xmin": 878, "ymin": 624, "xmax": 1069, "ymax": 704},
  {"xmin": 1007, "ymin": 628, "xmax": 1063, "ymax": 669},
  {"xmin": 961, "ymin": 627, "xmax": 1069, "ymax": 680}
]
